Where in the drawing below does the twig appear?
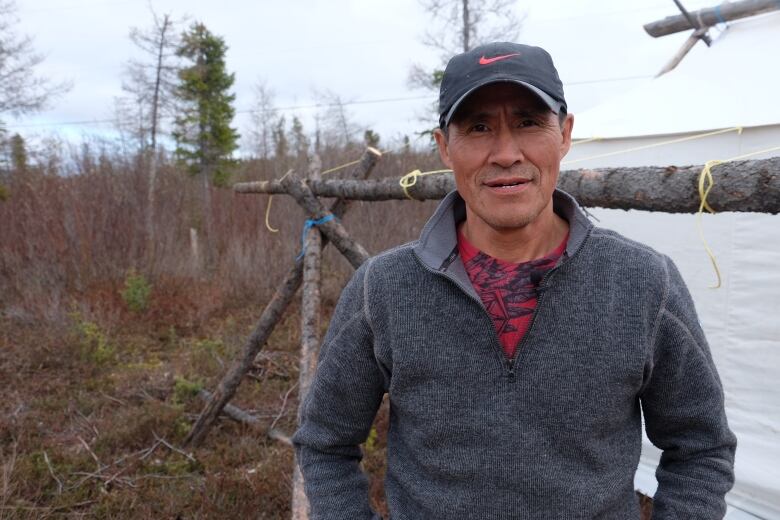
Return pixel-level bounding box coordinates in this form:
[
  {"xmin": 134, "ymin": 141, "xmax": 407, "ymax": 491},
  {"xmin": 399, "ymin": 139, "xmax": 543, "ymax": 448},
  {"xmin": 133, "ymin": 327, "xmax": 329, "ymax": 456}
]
[
  {"xmin": 138, "ymin": 440, "xmax": 163, "ymax": 461},
  {"xmin": 77, "ymin": 436, "xmax": 103, "ymax": 472},
  {"xmin": 152, "ymin": 432, "xmax": 196, "ymax": 463},
  {"xmin": 74, "ymin": 409, "xmax": 100, "ymax": 438},
  {"xmin": 269, "ymin": 381, "xmax": 299, "ymax": 432},
  {"xmin": 42, "ymin": 451, "xmax": 63, "ymax": 495},
  {"xmin": 99, "ymin": 391, "xmax": 127, "ymax": 406},
  {"xmin": 267, "ymin": 428, "xmax": 293, "ymax": 447}
]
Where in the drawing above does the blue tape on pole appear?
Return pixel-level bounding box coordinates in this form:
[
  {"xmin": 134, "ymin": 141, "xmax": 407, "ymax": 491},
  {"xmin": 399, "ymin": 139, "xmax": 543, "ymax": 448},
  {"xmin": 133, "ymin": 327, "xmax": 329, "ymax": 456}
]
[
  {"xmin": 296, "ymin": 214, "xmax": 336, "ymax": 260},
  {"xmin": 715, "ymin": 4, "xmax": 727, "ymax": 26}
]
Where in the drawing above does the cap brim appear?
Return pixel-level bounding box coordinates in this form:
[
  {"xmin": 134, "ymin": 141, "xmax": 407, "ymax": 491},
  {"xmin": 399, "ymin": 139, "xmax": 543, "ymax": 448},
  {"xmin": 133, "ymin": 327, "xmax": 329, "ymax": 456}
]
[{"xmin": 442, "ymin": 79, "xmax": 562, "ymax": 128}]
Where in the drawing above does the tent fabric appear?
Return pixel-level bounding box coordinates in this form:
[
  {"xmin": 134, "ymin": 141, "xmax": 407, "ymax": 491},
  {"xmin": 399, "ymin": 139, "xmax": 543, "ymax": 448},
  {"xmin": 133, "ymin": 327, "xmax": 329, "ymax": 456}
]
[
  {"xmin": 590, "ymin": 209, "xmax": 780, "ymax": 520},
  {"xmin": 561, "ymin": 12, "xmax": 780, "ymax": 519},
  {"xmin": 571, "ymin": 12, "xmax": 780, "ymax": 140}
]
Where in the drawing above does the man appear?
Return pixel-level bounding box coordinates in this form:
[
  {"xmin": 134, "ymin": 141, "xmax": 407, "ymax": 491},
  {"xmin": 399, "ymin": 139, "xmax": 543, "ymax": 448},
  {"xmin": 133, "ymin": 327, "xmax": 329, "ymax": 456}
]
[{"xmin": 293, "ymin": 42, "xmax": 736, "ymax": 519}]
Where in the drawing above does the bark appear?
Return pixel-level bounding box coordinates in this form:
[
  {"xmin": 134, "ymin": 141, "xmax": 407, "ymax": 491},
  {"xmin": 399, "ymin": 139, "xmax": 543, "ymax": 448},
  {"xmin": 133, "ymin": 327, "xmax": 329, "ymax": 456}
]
[
  {"xmin": 557, "ymin": 159, "xmax": 780, "ymax": 213},
  {"xmin": 644, "ymin": 0, "xmax": 780, "ymax": 37},
  {"xmin": 184, "ymin": 148, "xmax": 381, "ymax": 448},
  {"xmin": 280, "ymin": 176, "xmax": 371, "ymax": 269},
  {"xmin": 291, "ymin": 157, "xmax": 323, "ymax": 520},
  {"xmin": 236, "ymin": 158, "xmax": 780, "ymax": 214}
]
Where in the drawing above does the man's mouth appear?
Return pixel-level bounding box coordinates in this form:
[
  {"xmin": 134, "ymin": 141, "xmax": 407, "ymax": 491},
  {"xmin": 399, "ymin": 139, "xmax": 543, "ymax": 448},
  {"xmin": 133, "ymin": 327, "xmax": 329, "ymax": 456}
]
[{"xmin": 483, "ymin": 177, "xmax": 531, "ymax": 189}]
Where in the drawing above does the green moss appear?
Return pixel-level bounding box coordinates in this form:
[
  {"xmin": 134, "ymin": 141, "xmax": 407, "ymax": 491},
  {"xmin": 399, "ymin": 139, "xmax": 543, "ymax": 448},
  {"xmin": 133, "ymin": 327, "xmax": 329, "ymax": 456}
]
[{"xmin": 172, "ymin": 377, "xmax": 202, "ymax": 405}]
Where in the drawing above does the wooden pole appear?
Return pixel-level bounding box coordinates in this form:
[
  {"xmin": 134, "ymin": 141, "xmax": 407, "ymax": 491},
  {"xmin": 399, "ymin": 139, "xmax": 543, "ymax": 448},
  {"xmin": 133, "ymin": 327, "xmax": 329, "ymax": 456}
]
[
  {"xmin": 644, "ymin": 0, "xmax": 780, "ymax": 37},
  {"xmin": 183, "ymin": 148, "xmax": 382, "ymax": 448},
  {"xmin": 656, "ymin": 27, "xmax": 708, "ymax": 76},
  {"xmin": 196, "ymin": 389, "xmax": 292, "ymax": 446},
  {"xmin": 290, "ymin": 156, "xmax": 323, "ymax": 520},
  {"xmin": 280, "ymin": 176, "xmax": 371, "ymax": 269},
  {"xmin": 671, "ymin": 0, "xmax": 712, "ymax": 46},
  {"xmin": 234, "ymin": 157, "xmax": 780, "ymax": 214}
]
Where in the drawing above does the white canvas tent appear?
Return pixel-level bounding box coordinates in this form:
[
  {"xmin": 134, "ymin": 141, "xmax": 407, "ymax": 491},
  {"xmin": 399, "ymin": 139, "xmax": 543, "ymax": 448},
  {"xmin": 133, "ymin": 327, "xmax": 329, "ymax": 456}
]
[{"xmin": 566, "ymin": 11, "xmax": 780, "ymax": 520}]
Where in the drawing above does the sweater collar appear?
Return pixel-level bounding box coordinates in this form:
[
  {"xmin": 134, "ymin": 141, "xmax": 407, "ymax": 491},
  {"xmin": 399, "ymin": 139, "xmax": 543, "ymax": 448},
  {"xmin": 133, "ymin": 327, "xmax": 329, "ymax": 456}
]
[{"xmin": 413, "ymin": 188, "xmax": 593, "ymax": 273}]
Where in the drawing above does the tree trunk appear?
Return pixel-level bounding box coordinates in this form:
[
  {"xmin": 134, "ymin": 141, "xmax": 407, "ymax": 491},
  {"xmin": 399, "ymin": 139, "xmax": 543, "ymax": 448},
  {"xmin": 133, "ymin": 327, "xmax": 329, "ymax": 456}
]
[{"xmin": 235, "ymin": 157, "xmax": 780, "ymax": 214}]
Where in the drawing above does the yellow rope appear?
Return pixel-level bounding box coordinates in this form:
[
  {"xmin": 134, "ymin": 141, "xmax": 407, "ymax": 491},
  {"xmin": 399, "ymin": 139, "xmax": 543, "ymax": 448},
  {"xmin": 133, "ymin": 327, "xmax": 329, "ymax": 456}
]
[
  {"xmin": 562, "ymin": 127, "xmax": 743, "ymax": 166},
  {"xmin": 321, "ymin": 158, "xmax": 362, "ymax": 176},
  {"xmin": 696, "ymin": 144, "xmax": 780, "ymax": 289},
  {"xmin": 697, "ymin": 159, "xmax": 723, "ymax": 288},
  {"xmin": 399, "ymin": 169, "xmax": 453, "ymax": 200},
  {"xmin": 264, "ymin": 152, "xmax": 385, "ymax": 232},
  {"xmin": 264, "ymin": 170, "xmax": 293, "ymax": 233},
  {"xmin": 570, "ymin": 136, "xmax": 602, "ymax": 146}
]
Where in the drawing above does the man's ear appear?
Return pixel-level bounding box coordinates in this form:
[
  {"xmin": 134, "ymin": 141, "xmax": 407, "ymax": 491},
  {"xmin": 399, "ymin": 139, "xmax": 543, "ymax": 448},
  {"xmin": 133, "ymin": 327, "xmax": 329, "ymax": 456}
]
[
  {"xmin": 560, "ymin": 114, "xmax": 574, "ymax": 158},
  {"xmin": 433, "ymin": 128, "xmax": 452, "ymax": 168}
]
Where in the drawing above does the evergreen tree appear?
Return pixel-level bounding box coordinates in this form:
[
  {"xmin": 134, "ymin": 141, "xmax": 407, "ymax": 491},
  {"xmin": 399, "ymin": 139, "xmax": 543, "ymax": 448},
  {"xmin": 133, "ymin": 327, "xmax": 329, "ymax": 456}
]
[
  {"xmin": 9, "ymin": 133, "xmax": 27, "ymax": 172},
  {"xmin": 173, "ymin": 22, "xmax": 239, "ymax": 187}
]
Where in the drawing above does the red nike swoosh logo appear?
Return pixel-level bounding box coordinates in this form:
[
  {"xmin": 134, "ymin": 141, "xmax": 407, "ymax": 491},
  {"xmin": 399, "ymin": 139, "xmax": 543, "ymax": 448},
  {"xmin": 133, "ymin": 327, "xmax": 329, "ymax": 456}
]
[{"xmin": 479, "ymin": 53, "xmax": 521, "ymax": 65}]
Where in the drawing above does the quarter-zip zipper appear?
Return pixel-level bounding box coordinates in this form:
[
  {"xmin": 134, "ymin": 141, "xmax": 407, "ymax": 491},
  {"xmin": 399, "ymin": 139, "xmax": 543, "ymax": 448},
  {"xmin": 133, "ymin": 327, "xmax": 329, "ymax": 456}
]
[
  {"xmin": 506, "ymin": 225, "xmax": 594, "ymax": 372},
  {"xmin": 413, "ymin": 225, "xmax": 594, "ymax": 377},
  {"xmin": 416, "ymin": 252, "xmax": 510, "ymax": 373},
  {"xmin": 506, "ymin": 269, "xmax": 552, "ymax": 372}
]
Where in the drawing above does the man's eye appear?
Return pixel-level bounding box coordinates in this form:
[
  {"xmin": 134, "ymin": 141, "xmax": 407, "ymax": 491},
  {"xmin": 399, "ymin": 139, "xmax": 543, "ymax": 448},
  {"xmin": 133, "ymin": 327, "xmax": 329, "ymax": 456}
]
[
  {"xmin": 470, "ymin": 123, "xmax": 489, "ymax": 133},
  {"xmin": 518, "ymin": 119, "xmax": 538, "ymax": 128}
]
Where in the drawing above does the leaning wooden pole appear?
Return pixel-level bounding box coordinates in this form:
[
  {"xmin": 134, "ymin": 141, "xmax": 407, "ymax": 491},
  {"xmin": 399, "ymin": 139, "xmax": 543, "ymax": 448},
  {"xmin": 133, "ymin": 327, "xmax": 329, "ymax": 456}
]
[
  {"xmin": 643, "ymin": 0, "xmax": 780, "ymax": 37},
  {"xmin": 184, "ymin": 148, "xmax": 382, "ymax": 448},
  {"xmin": 290, "ymin": 158, "xmax": 324, "ymax": 520},
  {"xmin": 234, "ymin": 157, "xmax": 780, "ymax": 214}
]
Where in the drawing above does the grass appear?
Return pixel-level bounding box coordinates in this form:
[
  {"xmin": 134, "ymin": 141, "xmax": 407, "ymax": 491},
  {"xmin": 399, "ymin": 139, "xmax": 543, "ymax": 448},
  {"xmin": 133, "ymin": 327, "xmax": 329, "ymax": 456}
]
[
  {"xmin": 0, "ymin": 302, "xmax": 653, "ymax": 519},
  {"xmin": 0, "ymin": 300, "xmax": 318, "ymax": 518}
]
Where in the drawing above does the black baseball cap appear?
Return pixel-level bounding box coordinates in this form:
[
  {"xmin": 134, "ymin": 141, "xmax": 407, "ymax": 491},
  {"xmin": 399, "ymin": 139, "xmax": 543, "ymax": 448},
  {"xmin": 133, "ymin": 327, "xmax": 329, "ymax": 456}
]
[{"xmin": 438, "ymin": 42, "xmax": 567, "ymax": 128}]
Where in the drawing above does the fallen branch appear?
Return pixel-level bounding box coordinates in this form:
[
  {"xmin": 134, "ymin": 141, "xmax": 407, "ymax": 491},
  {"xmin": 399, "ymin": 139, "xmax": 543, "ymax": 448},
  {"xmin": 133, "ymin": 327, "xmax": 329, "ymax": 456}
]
[
  {"xmin": 196, "ymin": 389, "xmax": 293, "ymax": 447},
  {"xmin": 235, "ymin": 157, "xmax": 780, "ymax": 214}
]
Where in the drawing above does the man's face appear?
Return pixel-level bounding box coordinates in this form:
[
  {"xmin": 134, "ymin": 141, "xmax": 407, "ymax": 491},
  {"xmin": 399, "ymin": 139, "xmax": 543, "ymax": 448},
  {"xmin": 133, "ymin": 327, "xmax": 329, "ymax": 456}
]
[{"xmin": 434, "ymin": 82, "xmax": 573, "ymax": 233}]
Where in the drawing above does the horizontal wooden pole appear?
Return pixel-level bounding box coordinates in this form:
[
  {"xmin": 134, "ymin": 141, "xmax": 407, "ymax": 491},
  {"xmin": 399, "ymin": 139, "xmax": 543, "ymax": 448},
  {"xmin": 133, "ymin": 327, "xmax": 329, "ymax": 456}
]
[
  {"xmin": 234, "ymin": 157, "xmax": 780, "ymax": 214},
  {"xmin": 644, "ymin": 0, "xmax": 780, "ymax": 37}
]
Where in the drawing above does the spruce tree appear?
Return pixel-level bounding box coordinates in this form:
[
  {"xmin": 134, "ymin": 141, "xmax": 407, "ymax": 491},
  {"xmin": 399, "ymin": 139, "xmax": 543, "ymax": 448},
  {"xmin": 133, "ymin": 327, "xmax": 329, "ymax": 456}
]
[{"xmin": 173, "ymin": 23, "xmax": 239, "ymax": 187}]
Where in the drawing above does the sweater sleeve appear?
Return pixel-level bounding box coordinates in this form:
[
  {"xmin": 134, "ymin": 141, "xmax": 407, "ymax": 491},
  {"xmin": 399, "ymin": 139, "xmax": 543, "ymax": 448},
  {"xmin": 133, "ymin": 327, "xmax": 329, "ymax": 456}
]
[
  {"xmin": 292, "ymin": 260, "xmax": 387, "ymax": 520},
  {"xmin": 641, "ymin": 256, "xmax": 737, "ymax": 520}
]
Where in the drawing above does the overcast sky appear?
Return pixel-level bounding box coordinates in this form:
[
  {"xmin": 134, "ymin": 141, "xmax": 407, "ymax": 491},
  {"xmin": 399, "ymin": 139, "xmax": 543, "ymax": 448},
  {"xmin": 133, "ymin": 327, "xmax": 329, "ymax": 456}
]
[{"xmin": 8, "ymin": 0, "xmax": 711, "ymax": 151}]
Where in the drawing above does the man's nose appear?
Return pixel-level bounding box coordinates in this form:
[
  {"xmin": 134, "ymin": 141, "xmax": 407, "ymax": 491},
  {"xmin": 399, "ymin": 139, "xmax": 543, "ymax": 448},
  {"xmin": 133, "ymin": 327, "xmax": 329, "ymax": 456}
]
[{"xmin": 489, "ymin": 127, "xmax": 524, "ymax": 168}]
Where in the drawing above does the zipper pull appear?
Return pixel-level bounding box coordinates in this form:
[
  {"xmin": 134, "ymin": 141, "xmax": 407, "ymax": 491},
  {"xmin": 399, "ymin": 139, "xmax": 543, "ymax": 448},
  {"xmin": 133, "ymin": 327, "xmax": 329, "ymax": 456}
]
[{"xmin": 438, "ymin": 246, "xmax": 459, "ymax": 271}]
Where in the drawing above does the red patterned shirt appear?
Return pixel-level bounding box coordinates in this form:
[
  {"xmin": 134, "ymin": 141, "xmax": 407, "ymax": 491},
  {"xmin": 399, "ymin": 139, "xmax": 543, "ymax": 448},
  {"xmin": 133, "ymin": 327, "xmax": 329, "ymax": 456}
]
[{"xmin": 457, "ymin": 228, "xmax": 568, "ymax": 360}]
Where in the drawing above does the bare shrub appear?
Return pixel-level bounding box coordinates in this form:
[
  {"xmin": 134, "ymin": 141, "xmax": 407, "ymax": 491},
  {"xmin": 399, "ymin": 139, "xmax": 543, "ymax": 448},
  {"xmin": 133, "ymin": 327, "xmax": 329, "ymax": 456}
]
[{"xmin": 0, "ymin": 139, "xmax": 444, "ymax": 324}]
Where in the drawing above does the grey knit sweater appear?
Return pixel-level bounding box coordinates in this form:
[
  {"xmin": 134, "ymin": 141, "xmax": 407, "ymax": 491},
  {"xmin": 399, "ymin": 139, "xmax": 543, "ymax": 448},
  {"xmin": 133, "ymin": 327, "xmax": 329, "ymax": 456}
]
[{"xmin": 293, "ymin": 189, "xmax": 736, "ymax": 520}]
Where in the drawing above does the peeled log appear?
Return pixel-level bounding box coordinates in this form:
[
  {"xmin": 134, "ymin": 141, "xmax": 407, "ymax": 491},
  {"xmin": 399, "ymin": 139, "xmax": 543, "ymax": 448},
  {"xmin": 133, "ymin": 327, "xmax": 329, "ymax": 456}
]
[{"xmin": 235, "ymin": 157, "xmax": 780, "ymax": 214}]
